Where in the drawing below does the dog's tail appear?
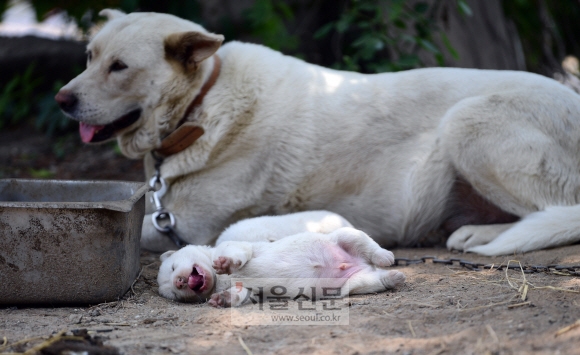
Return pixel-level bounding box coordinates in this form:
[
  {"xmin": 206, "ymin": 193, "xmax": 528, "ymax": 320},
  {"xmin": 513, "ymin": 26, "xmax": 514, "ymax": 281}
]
[{"xmin": 467, "ymin": 204, "xmax": 580, "ymax": 256}]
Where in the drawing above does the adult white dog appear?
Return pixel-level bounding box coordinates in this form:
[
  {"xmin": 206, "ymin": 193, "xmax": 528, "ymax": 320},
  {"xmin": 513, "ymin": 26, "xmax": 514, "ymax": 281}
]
[{"xmin": 56, "ymin": 10, "xmax": 580, "ymax": 256}]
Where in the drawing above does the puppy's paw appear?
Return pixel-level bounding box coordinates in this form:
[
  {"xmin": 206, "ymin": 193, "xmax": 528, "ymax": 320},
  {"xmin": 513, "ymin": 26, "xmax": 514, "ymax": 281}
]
[
  {"xmin": 371, "ymin": 249, "xmax": 395, "ymax": 267},
  {"xmin": 208, "ymin": 290, "xmax": 239, "ymax": 308},
  {"xmin": 381, "ymin": 270, "xmax": 406, "ymax": 289},
  {"xmin": 212, "ymin": 256, "xmax": 242, "ymax": 275},
  {"xmin": 208, "ymin": 292, "xmax": 229, "ymax": 308}
]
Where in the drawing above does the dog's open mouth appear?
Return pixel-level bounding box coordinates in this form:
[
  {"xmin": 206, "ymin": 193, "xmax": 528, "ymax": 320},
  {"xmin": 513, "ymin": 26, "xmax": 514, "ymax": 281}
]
[
  {"xmin": 188, "ymin": 265, "xmax": 207, "ymax": 292},
  {"xmin": 79, "ymin": 109, "xmax": 141, "ymax": 143}
]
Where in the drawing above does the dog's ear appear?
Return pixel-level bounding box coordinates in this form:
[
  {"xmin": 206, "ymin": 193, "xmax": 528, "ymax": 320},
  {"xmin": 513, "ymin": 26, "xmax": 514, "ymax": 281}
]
[
  {"xmin": 160, "ymin": 250, "xmax": 176, "ymax": 262},
  {"xmin": 99, "ymin": 9, "xmax": 126, "ymax": 20},
  {"xmin": 165, "ymin": 31, "xmax": 224, "ymax": 71}
]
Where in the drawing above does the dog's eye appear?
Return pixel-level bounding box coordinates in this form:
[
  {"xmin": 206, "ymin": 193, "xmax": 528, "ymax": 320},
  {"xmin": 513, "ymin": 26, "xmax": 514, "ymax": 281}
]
[
  {"xmin": 87, "ymin": 50, "xmax": 92, "ymax": 63},
  {"xmin": 109, "ymin": 60, "xmax": 128, "ymax": 72}
]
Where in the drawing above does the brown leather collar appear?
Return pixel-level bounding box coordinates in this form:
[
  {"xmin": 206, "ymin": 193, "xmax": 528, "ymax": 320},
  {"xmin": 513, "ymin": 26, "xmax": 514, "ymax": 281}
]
[{"xmin": 155, "ymin": 55, "xmax": 221, "ymax": 157}]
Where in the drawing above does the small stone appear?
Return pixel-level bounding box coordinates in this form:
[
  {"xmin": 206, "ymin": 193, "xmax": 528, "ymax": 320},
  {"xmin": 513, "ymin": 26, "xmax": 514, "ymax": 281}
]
[
  {"xmin": 68, "ymin": 314, "xmax": 82, "ymax": 324},
  {"xmin": 89, "ymin": 309, "xmax": 101, "ymax": 317},
  {"xmin": 223, "ymin": 331, "xmax": 233, "ymax": 339},
  {"xmin": 169, "ymin": 345, "xmax": 185, "ymax": 354}
]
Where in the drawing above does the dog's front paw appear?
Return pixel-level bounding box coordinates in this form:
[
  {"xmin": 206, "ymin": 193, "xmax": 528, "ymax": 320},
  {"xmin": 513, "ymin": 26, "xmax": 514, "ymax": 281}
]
[
  {"xmin": 212, "ymin": 256, "xmax": 242, "ymax": 275},
  {"xmin": 208, "ymin": 290, "xmax": 239, "ymax": 308},
  {"xmin": 447, "ymin": 224, "xmax": 512, "ymax": 251}
]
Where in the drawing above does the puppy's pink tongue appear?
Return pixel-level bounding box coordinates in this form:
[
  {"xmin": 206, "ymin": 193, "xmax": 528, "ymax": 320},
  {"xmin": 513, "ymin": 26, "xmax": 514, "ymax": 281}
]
[
  {"xmin": 188, "ymin": 274, "xmax": 204, "ymax": 290},
  {"xmin": 79, "ymin": 122, "xmax": 104, "ymax": 143}
]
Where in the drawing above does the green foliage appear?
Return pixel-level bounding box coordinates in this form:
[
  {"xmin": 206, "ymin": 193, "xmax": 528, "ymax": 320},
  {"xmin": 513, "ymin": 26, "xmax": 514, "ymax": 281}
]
[
  {"xmin": 243, "ymin": 0, "xmax": 298, "ymax": 52},
  {"xmin": 35, "ymin": 81, "xmax": 73, "ymax": 136},
  {"xmin": 314, "ymin": 0, "xmax": 470, "ymax": 73},
  {"xmin": 0, "ymin": 63, "xmax": 72, "ymax": 135},
  {"xmin": 29, "ymin": 168, "xmax": 55, "ymax": 179},
  {"xmin": 118, "ymin": 0, "xmax": 202, "ymax": 23},
  {"xmin": 0, "ymin": 63, "xmax": 42, "ymax": 129},
  {"xmin": 503, "ymin": 0, "xmax": 580, "ymax": 73},
  {"xmin": 0, "ymin": 0, "xmax": 202, "ymax": 30}
]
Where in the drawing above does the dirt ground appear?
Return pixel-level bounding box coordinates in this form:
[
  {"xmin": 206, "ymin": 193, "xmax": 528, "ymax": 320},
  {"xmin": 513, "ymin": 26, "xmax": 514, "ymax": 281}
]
[{"xmin": 1, "ymin": 126, "xmax": 580, "ymax": 355}]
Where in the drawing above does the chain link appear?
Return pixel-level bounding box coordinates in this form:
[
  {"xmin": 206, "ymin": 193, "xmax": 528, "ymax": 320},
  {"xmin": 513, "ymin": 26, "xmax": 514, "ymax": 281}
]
[
  {"xmin": 393, "ymin": 256, "xmax": 580, "ymax": 276},
  {"xmin": 149, "ymin": 153, "xmax": 189, "ymax": 248}
]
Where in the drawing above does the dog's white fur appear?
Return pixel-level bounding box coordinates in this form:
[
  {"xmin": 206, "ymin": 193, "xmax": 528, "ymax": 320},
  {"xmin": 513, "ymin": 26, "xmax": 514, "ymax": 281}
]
[
  {"xmin": 58, "ymin": 10, "xmax": 580, "ymax": 256},
  {"xmin": 157, "ymin": 211, "xmax": 405, "ymax": 306}
]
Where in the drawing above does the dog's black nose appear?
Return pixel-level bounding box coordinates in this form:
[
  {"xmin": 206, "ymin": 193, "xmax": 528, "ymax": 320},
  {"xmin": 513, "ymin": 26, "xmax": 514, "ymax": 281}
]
[{"xmin": 55, "ymin": 90, "xmax": 78, "ymax": 113}]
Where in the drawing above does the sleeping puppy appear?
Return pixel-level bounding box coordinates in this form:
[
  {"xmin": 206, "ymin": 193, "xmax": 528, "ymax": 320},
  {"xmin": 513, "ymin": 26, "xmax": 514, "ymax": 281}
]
[{"xmin": 157, "ymin": 211, "xmax": 405, "ymax": 306}]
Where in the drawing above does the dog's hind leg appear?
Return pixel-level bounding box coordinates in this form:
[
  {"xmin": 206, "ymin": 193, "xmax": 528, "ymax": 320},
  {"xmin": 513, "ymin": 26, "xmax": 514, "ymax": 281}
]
[
  {"xmin": 346, "ymin": 269, "xmax": 406, "ymax": 295},
  {"xmin": 466, "ymin": 205, "xmax": 580, "ymax": 255},
  {"xmin": 441, "ymin": 91, "xmax": 580, "ymax": 255},
  {"xmin": 208, "ymin": 286, "xmax": 255, "ymax": 308},
  {"xmin": 327, "ymin": 227, "xmax": 395, "ymax": 267}
]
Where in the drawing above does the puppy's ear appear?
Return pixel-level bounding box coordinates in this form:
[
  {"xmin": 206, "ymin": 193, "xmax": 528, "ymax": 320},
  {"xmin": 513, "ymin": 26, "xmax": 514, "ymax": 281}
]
[
  {"xmin": 99, "ymin": 9, "xmax": 126, "ymax": 20},
  {"xmin": 165, "ymin": 31, "xmax": 224, "ymax": 71},
  {"xmin": 160, "ymin": 250, "xmax": 176, "ymax": 262}
]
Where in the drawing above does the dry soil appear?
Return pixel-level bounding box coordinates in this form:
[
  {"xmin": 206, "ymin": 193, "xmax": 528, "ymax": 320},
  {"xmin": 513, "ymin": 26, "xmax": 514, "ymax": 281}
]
[{"xmin": 1, "ymin": 126, "xmax": 579, "ymax": 355}]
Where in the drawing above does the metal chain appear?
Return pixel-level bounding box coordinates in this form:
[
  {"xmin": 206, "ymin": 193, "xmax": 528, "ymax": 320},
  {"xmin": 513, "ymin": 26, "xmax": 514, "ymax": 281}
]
[
  {"xmin": 393, "ymin": 256, "xmax": 580, "ymax": 276},
  {"xmin": 149, "ymin": 154, "xmax": 189, "ymax": 248}
]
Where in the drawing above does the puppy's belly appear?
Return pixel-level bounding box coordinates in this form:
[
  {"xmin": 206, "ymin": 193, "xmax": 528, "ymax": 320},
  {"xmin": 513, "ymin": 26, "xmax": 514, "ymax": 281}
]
[
  {"xmin": 249, "ymin": 240, "xmax": 369, "ymax": 282},
  {"xmin": 312, "ymin": 243, "xmax": 367, "ymax": 280}
]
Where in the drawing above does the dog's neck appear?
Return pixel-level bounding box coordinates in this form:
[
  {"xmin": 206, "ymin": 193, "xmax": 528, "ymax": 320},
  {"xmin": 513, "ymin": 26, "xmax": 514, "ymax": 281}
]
[{"xmin": 155, "ymin": 55, "xmax": 221, "ymax": 157}]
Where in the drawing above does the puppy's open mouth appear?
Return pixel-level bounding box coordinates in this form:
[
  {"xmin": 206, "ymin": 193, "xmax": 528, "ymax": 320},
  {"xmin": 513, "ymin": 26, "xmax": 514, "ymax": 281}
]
[
  {"xmin": 188, "ymin": 265, "xmax": 207, "ymax": 292},
  {"xmin": 79, "ymin": 109, "xmax": 141, "ymax": 143}
]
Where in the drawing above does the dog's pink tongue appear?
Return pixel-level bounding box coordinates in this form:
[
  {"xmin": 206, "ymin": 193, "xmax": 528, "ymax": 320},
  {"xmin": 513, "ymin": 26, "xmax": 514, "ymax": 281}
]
[
  {"xmin": 188, "ymin": 274, "xmax": 204, "ymax": 290},
  {"xmin": 79, "ymin": 122, "xmax": 104, "ymax": 143}
]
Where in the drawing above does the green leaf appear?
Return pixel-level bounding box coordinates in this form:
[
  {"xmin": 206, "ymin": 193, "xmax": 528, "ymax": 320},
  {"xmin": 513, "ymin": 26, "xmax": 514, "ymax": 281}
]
[
  {"xmin": 357, "ymin": 3, "xmax": 377, "ymax": 12},
  {"xmin": 418, "ymin": 39, "xmax": 440, "ymax": 54},
  {"xmin": 275, "ymin": 1, "xmax": 294, "ymax": 20},
  {"xmin": 441, "ymin": 33, "xmax": 459, "ymax": 60},
  {"xmin": 29, "ymin": 168, "xmax": 55, "ymax": 179},
  {"xmin": 396, "ymin": 55, "xmax": 420, "ymax": 68},
  {"xmin": 400, "ymin": 34, "xmax": 417, "ymax": 44},
  {"xmin": 394, "ymin": 18, "xmax": 407, "ymax": 29},
  {"xmin": 388, "ymin": 3, "xmax": 404, "ymax": 21},
  {"xmin": 457, "ymin": 0, "xmax": 473, "ymax": 17},
  {"xmin": 435, "ymin": 53, "xmax": 445, "ymax": 66},
  {"xmin": 336, "ymin": 13, "xmax": 354, "ymax": 33},
  {"xmin": 314, "ymin": 22, "xmax": 335, "ymax": 39}
]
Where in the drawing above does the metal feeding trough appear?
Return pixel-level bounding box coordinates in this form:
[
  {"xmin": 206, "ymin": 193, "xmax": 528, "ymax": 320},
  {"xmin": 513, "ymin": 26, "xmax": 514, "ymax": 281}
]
[{"xmin": 0, "ymin": 179, "xmax": 149, "ymax": 305}]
